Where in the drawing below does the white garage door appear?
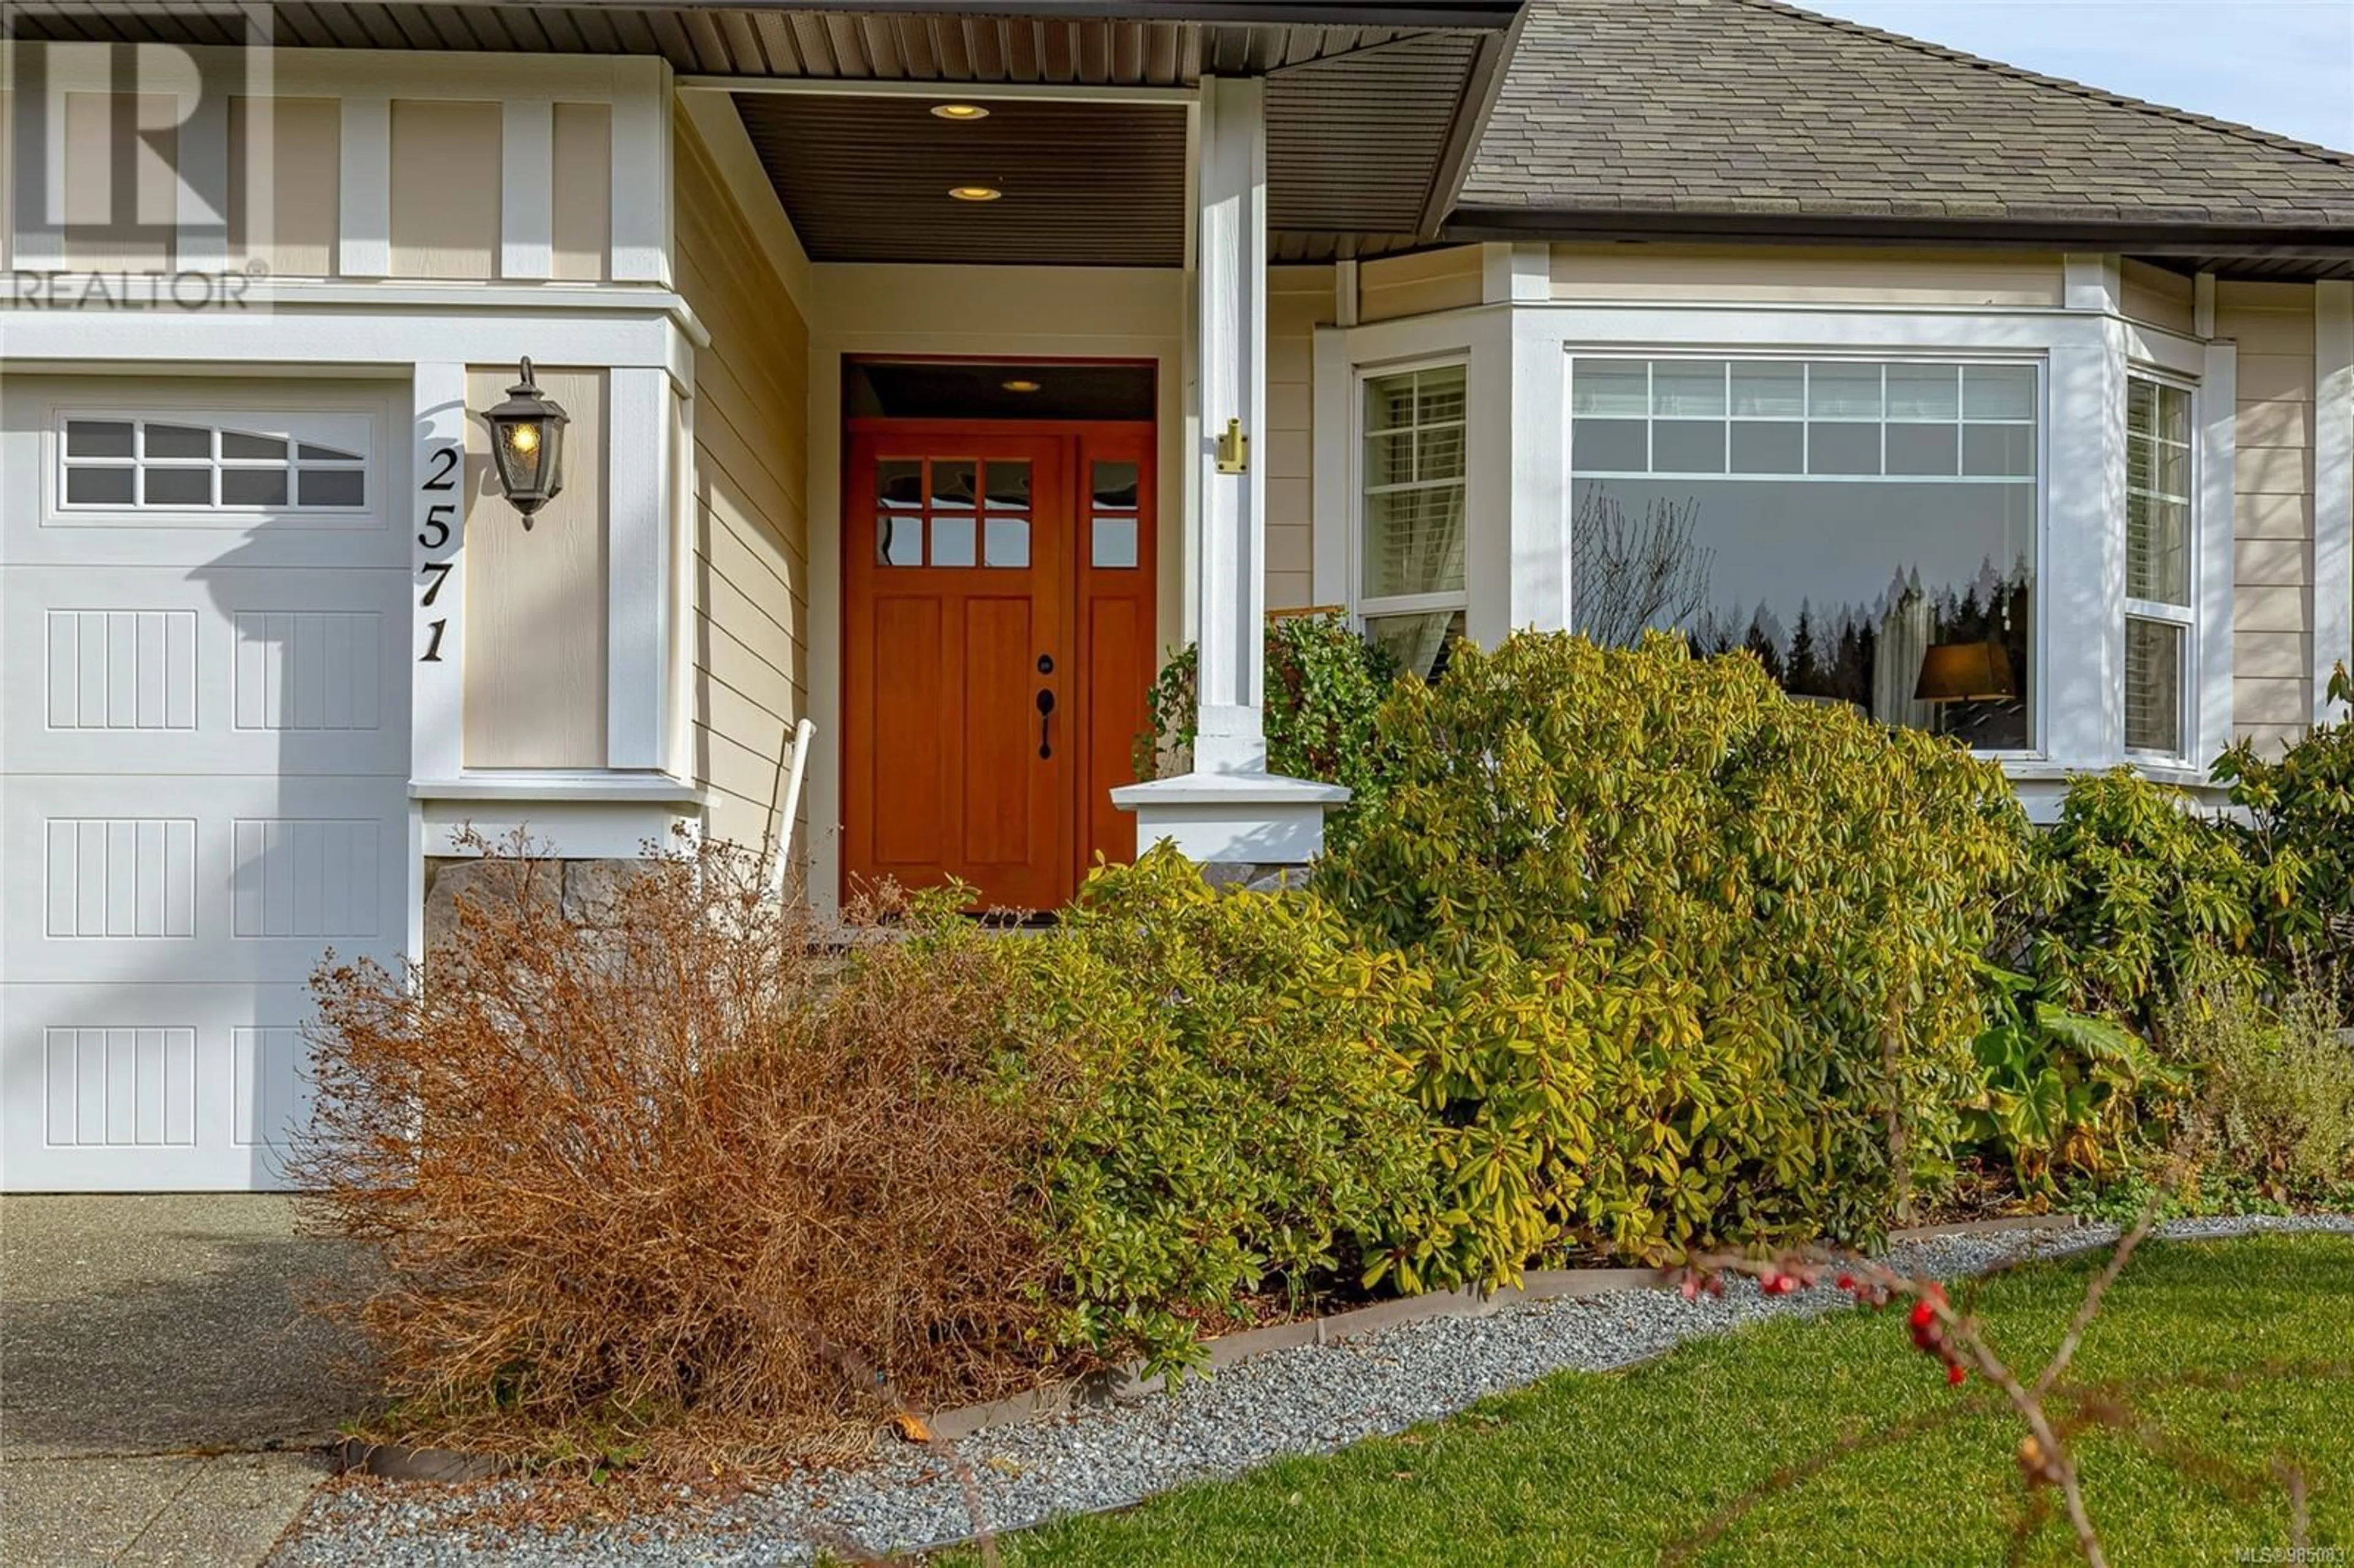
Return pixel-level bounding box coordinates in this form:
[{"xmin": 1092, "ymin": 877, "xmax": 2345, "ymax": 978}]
[{"xmin": 1, "ymin": 378, "xmax": 412, "ymax": 1191}]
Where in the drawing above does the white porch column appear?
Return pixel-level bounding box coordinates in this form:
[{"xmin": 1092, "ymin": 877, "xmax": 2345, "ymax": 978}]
[
  {"xmin": 1191, "ymin": 74, "xmax": 1269, "ymax": 777},
  {"xmin": 1112, "ymin": 75, "xmax": 1346, "ymax": 871}
]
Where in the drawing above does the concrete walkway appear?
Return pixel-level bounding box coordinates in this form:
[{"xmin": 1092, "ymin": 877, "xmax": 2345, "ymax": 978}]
[{"xmin": 1, "ymin": 1196, "xmax": 370, "ymax": 1566}]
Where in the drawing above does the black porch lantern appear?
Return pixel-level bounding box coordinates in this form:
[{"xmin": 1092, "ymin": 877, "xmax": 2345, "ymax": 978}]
[{"xmin": 484, "ymin": 358, "xmax": 569, "ymax": 523}]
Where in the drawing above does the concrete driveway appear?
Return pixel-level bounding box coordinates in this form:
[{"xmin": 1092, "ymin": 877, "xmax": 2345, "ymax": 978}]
[{"xmin": 0, "ymin": 1196, "xmax": 371, "ymax": 1566}]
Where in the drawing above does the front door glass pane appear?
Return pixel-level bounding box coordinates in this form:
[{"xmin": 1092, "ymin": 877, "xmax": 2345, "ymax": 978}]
[
  {"xmin": 1091, "ymin": 460, "xmax": 1139, "ymax": 512},
  {"xmin": 877, "ymin": 460, "xmax": 922, "ymax": 509},
  {"xmin": 985, "ymin": 517, "xmax": 1030, "ymax": 568},
  {"xmin": 984, "ymin": 460, "xmax": 1030, "ymax": 511},
  {"xmin": 931, "ymin": 515, "xmax": 977, "ymax": 567},
  {"xmin": 1091, "ymin": 517, "xmax": 1138, "ymax": 569},
  {"xmin": 931, "ymin": 460, "xmax": 977, "ymax": 510},
  {"xmin": 877, "ymin": 516, "xmax": 923, "ymax": 566}
]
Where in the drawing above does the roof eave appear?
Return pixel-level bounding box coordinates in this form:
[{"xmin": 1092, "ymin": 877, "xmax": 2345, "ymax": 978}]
[
  {"xmin": 1411, "ymin": 2, "xmax": 1523, "ymax": 237},
  {"xmin": 311, "ymin": 0, "xmax": 1526, "ymax": 23},
  {"xmin": 1444, "ymin": 206, "xmax": 2354, "ymax": 262}
]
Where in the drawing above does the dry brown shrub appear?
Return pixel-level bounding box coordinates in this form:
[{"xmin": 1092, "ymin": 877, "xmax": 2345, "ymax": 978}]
[{"xmin": 295, "ymin": 832, "xmax": 1057, "ymax": 1469}]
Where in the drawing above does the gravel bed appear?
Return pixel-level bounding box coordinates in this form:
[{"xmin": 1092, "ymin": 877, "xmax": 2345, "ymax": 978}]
[{"xmin": 268, "ymin": 1213, "xmax": 2354, "ymax": 1568}]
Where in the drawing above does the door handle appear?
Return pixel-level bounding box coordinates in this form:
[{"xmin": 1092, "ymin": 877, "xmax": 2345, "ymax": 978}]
[{"xmin": 1036, "ymin": 687, "xmax": 1056, "ymax": 758}]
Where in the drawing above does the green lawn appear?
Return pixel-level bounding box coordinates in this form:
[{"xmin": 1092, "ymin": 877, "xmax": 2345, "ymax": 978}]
[{"xmin": 956, "ymin": 1235, "xmax": 2352, "ymax": 1567}]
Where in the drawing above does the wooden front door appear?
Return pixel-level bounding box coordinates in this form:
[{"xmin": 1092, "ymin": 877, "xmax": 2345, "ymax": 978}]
[{"xmin": 842, "ymin": 420, "xmax": 1155, "ymax": 912}]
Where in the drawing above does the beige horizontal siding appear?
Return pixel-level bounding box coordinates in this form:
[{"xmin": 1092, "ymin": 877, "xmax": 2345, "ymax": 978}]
[
  {"xmin": 1267, "ymin": 265, "xmax": 1334, "ymax": 611},
  {"xmin": 2236, "ymin": 630, "xmax": 2310, "ymax": 681},
  {"xmin": 1360, "ymin": 245, "xmax": 1482, "ymax": 322},
  {"xmin": 2120, "ymin": 259, "xmax": 2195, "ymax": 335},
  {"xmin": 2223, "ymin": 281, "xmax": 2318, "ymax": 751},
  {"xmin": 676, "ymin": 108, "xmax": 812, "ymax": 856},
  {"xmin": 1550, "ymin": 244, "xmax": 2065, "ymax": 306}
]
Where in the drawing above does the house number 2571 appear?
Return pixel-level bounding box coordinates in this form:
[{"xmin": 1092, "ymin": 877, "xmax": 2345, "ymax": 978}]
[{"xmin": 417, "ymin": 442, "xmax": 459, "ymax": 663}]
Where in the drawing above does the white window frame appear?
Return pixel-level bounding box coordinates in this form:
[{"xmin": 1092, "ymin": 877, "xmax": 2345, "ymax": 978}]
[
  {"xmin": 1564, "ymin": 348, "xmax": 2048, "ymax": 759},
  {"xmin": 2122, "ymin": 369, "xmax": 2201, "ymax": 766},
  {"xmin": 1313, "ymin": 297, "xmax": 2231, "ymax": 787},
  {"xmin": 1352, "ymin": 354, "xmax": 1474, "ymax": 640},
  {"xmin": 48, "ymin": 408, "xmax": 378, "ymax": 529}
]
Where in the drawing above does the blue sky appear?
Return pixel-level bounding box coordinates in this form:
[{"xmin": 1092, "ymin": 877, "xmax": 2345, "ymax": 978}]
[{"xmin": 1796, "ymin": 2, "xmax": 2354, "ymax": 153}]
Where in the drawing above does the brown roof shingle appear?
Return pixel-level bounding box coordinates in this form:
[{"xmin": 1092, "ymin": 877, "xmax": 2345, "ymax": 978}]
[{"xmin": 1458, "ymin": 0, "xmax": 2354, "ymax": 233}]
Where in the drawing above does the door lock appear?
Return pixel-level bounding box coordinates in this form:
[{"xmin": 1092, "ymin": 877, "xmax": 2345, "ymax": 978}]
[{"xmin": 1035, "ymin": 687, "xmax": 1057, "ymax": 758}]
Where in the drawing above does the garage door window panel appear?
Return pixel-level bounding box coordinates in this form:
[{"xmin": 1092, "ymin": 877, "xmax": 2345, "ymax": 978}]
[{"xmin": 58, "ymin": 416, "xmax": 370, "ymax": 516}]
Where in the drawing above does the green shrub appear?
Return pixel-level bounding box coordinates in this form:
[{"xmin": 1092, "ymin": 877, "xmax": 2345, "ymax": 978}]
[
  {"xmin": 1138, "ymin": 613, "xmax": 1400, "ymax": 813},
  {"xmin": 2215, "ymin": 663, "xmax": 2350, "ymax": 998},
  {"xmin": 2023, "ymin": 769, "xmax": 2268, "ymax": 1024},
  {"xmin": 1320, "ymin": 631, "xmax": 2028, "ymax": 1268},
  {"xmin": 2162, "ymin": 976, "xmax": 2354, "ymax": 1200},
  {"xmin": 1962, "ymin": 963, "xmax": 2189, "ymax": 1193},
  {"xmin": 1013, "ymin": 847, "xmax": 1436, "ymax": 1377}
]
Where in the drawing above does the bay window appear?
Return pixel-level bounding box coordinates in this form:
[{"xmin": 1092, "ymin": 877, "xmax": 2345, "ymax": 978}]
[
  {"xmin": 1567, "ymin": 356, "xmax": 2039, "ymax": 750},
  {"xmin": 1359, "ymin": 363, "xmax": 1468, "ymax": 678},
  {"xmin": 2125, "ymin": 376, "xmax": 2195, "ymax": 758}
]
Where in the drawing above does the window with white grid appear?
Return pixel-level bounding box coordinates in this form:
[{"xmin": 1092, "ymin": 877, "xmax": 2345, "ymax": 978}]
[
  {"xmin": 58, "ymin": 416, "xmax": 369, "ymax": 512},
  {"xmin": 1358, "ymin": 363, "xmax": 1468, "ymax": 679},
  {"xmin": 2124, "ymin": 376, "xmax": 2195, "ymax": 758},
  {"xmin": 1567, "ymin": 355, "xmax": 2040, "ymax": 751}
]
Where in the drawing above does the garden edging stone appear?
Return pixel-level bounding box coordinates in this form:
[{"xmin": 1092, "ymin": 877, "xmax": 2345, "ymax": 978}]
[
  {"xmin": 924, "ymin": 1224, "xmax": 2068, "ymax": 1442},
  {"xmin": 323, "ymin": 1218, "xmax": 2089, "ymax": 1467}
]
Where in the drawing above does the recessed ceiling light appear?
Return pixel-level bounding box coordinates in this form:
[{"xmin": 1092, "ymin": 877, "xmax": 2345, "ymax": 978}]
[
  {"xmin": 931, "ymin": 102, "xmax": 991, "ymax": 121},
  {"xmin": 948, "ymin": 185, "xmax": 1002, "ymax": 202},
  {"xmin": 1002, "ymin": 378, "xmax": 1041, "ymax": 393}
]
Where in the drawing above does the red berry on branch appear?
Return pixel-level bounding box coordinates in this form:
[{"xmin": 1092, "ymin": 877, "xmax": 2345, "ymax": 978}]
[
  {"xmin": 1909, "ymin": 1300, "xmax": 1938, "ymax": 1330},
  {"xmin": 1947, "ymin": 1363, "xmax": 1967, "ymax": 1387}
]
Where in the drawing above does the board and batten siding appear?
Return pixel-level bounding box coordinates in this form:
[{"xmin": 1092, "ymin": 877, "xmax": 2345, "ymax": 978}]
[
  {"xmin": 389, "ymin": 99, "xmax": 502, "ymax": 280},
  {"xmin": 461, "ymin": 366, "xmax": 611, "ymax": 769},
  {"xmin": 1268, "ymin": 265, "xmax": 1335, "ymax": 611},
  {"xmin": 1549, "ymin": 245, "xmax": 2066, "ymax": 306},
  {"xmin": 674, "ymin": 110, "xmax": 812, "ymax": 854},
  {"xmin": 2223, "ymin": 280, "xmax": 2320, "ymax": 755},
  {"xmin": 2, "ymin": 50, "xmax": 634, "ymax": 281},
  {"xmin": 228, "ymin": 96, "xmax": 341, "ymax": 277}
]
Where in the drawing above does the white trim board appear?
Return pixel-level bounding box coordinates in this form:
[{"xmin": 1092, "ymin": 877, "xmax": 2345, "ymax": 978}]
[
  {"xmin": 410, "ymin": 362, "xmax": 469, "ymax": 785},
  {"xmin": 338, "ymin": 95, "xmax": 392, "ymax": 280},
  {"xmin": 0, "ymin": 305, "xmax": 696, "ymax": 390},
  {"xmin": 421, "ymin": 799, "xmax": 701, "ymax": 861},
  {"xmin": 500, "ymin": 99, "xmax": 555, "ymax": 281},
  {"xmin": 677, "ymin": 86, "xmax": 813, "ymax": 318}
]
